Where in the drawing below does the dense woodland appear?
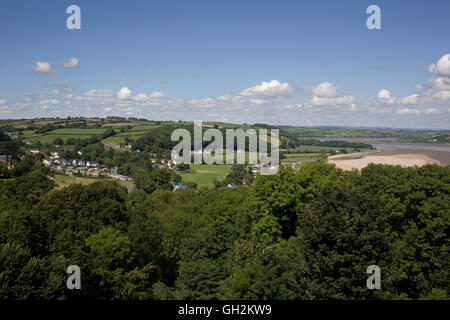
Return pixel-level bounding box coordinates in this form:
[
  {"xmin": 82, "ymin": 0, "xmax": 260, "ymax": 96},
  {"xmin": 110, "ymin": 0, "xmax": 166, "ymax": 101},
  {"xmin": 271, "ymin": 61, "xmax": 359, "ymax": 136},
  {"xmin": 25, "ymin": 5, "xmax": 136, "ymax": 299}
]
[{"xmin": 0, "ymin": 158, "xmax": 448, "ymax": 299}]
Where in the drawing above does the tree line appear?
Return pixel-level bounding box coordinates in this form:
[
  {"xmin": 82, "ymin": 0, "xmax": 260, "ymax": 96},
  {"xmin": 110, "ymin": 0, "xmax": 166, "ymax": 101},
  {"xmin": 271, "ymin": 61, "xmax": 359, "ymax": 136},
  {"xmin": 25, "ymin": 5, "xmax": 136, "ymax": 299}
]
[{"xmin": 0, "ymin": 159, "xmax": 448, "ymax": 299}]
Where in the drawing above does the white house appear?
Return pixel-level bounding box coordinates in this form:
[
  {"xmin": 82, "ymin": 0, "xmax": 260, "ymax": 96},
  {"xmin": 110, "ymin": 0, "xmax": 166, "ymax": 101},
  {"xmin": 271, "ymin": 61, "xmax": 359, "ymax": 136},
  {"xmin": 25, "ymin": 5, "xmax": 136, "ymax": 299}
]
[
  {"xmin": 50, "ymin": 152, "xmax": 59, "ymax": 159},
  {"xmin": 86, "ymin": 161, "xmax": 99, "ymax": 167}
]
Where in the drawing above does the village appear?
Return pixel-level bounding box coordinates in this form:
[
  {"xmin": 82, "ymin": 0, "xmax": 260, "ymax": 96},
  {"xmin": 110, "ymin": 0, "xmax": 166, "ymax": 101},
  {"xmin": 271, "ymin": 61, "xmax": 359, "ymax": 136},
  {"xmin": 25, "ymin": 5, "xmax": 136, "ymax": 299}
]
[{"xmin": 0, "ymin": 129, "xmax": 298, "ymax": 192}]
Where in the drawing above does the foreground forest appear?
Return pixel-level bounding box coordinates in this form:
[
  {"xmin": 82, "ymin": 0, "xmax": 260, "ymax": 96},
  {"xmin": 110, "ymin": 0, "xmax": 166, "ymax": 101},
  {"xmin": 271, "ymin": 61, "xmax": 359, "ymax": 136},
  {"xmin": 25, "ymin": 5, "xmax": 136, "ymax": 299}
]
[{"xmin": 0, "ymin": 160, "xmax": 448, "ymax": 300}]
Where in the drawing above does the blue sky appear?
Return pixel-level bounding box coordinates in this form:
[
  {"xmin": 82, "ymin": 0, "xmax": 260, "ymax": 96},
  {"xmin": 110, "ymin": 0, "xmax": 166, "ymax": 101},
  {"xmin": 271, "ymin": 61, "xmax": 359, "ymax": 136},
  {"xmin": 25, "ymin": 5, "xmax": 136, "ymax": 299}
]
[{"xmin": 1, "ymin": 0, "xmax": 450, "ymax": 128}]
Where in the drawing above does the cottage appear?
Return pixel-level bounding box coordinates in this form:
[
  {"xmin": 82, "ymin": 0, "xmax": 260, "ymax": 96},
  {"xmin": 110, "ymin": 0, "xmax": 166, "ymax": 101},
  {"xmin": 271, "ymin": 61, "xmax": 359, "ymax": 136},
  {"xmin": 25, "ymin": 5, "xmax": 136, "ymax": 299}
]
[
  {"xmin": 50, "ymin": 152, "xmax": 59, "ymax": 159},
  {"xmin": 86, "ymin": 161, "xmax": 99, "ymax": 167},
  {"xmin": 5, "ymin": 132, "xmax": 24, "ymax": 140}
]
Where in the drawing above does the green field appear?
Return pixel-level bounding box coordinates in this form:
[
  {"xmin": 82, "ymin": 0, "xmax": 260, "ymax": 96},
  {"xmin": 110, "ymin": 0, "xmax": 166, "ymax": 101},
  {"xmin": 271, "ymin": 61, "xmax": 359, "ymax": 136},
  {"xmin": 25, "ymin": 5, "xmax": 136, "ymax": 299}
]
[
  {"xmin": 48, "ymin": 128, "xmax": 108, "ymax": 135},
  {"xmin": 54, "ymin": 174, "xmax": 101, "ymax": 189},
  {"xmin": 28, "ymin": 134, "xmax": 90, "ymax": 144},
  {"xmin": 26, "ymin": 128, "xmax": 119, "ymax": 144},
  {"xmin": 294, "ymin": 145, "xmax": 372, "ymax": 153},
  {"xmin": 281, "ymin": 153, "xmax": 327, "ymax": 163},
  {"xmin": 179, "ymin": 164, "xmax": 232, "ymax": 187},
  {"xmin": 102, "ymin": 131, "xmax": 148, "ymax": 144}
]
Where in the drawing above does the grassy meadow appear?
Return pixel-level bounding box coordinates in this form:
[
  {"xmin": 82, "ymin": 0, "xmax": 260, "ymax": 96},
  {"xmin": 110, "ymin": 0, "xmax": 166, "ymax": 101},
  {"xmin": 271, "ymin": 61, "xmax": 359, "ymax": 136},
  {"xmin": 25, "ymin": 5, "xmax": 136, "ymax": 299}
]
[
  {"xmin": 54, "ymin": 174, "xmax": 102, "ymax": 189},
  {"xmin": 179, "ymin": 164, "xmax": 232, "ymax": 187}
]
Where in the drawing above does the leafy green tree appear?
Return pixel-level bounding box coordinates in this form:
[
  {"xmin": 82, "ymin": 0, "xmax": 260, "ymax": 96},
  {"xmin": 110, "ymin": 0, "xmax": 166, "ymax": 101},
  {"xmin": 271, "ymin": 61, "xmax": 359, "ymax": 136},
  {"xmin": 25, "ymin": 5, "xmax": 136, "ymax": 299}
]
[
  {"xmin": 0, "ymin": 162, "xmax": 9, "ymax": 179},
  {"xmin": 52, "ymin": 138, "xmax": 63, "ymax": 145}
]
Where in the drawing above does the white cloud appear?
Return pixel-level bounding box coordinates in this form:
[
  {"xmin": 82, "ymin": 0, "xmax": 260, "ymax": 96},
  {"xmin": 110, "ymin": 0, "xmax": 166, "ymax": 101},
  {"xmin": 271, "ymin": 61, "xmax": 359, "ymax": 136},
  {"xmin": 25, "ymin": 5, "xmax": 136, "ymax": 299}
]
[
  {"xmin": 304, "ymin": 82, "xmax": 357, "ymax": 108},
  {"xmin": 398, "ymin": 93, "xmax": 419, "ymax": 105},
  {"xmin": 189, "ymin": 98, "xmax": 217, "ymax": 108},
  {"xmin": 39, "ymin": 99, "xmax": 59, "ymax": 109},
  {"xmin": 423, "ymin": 76, "xmax": 450, "ymax": 103},
  {"xmin": 133, "ymin": 93, "xmax": 148, "ymax": 101},
  {"xmin": 308, "ymin": 82, "xmax": 338, "ymax": 98},
  {"xmin": 133, "ymin": 91, "xmax": 165, "ymax": 101},
  {"xmin": 240, "ymin": 80, "xmax": 293, "ymax": 98},
  {"xmin": 310, "ymin": 95, "xmax": 357, "ymax": 106},
  {"xmin": 217, "ymin": 95, "xmax": 231, "ymax": 101},
  {"xmin": 377, "ymin": 89, "xmax": 395, "ymax": 105},
  {"xmin": 284, "ymin": 103, "xmax": 303, "ymax": 110},
  {"xmin": 32, "ymin": 61, "xmax": 55, "ymax": 74},
  {"xmin": 39, "ymin": 99, "xmax": 59, "ymax": 105},
  {"xmin": 63, "ymin": 57, "xmax": 79, "ymax": 68},
  {"xmin": 396, "ymin": 108, "xmax": 420, "ymax": 115},
  {"xmin": 0, "ymin": 99, "xmax": 6, "ymax": 105},
  {"xmin": 424, "ymin": 108, "xmax": 441, "ymax": 115},
  {"xmin": 117, "ymin": 87, "xmax": 131, "ymax": 100},
  {"xmin": 426, "ymin": 76, "xmax": 450, "ymax": 91},
  {"xmin": 249, "ymin": 98, "xmax": 272, "ymax": 105},
  {"xmin": 149, "ymin": 91, "xmax": 165, "ymax": 98},
  {"xmin": 85, "ymin": 89, "xmax": 114, "ymax": 98},
  {"xmin": 428, "ymin": 53, "xmax": 450, "ymax": 76}
]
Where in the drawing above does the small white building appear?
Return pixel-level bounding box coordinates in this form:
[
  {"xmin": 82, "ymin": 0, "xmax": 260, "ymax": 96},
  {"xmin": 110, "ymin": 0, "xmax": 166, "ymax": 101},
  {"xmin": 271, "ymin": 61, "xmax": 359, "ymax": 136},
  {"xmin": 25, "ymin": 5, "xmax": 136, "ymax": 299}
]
[{"xmin": 86, "ymin": 161, "xmax": 99, "ymax": 167}]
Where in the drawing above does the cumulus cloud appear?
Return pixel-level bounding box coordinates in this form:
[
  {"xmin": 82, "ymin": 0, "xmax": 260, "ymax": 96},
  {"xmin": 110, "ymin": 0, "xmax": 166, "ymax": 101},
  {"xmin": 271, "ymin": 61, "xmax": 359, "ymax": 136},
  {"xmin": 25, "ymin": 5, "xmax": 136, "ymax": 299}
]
[
  {"xmin": 33, "ymin": 61, "xmax": 55, "ymax": 74},
  {"xmin": 240, "ymin": 80, "xmax": 293, "ymax": 98},
  {"xmin": 398, "ymin": 93, "xmax": 419, "ymax": 105},
  {"xmin": 250, "ymin": 98, "xmax": 274, "ymax": 105},
  {"xmin": 133, "ymin": 93, "xmax": 148, "ymax": 101},
  {"xmin": 149, "ymin": 91, "xmax": 165, "ymax": 98},
  {"xmin": 305, "ymin": 82, "xmax": 357, "ymax": 107},
  {"xmin": 424, "ymin": 108, "xmax": 441, "ymax": 115},
  {"xmin": 117, "ymin": 87, "xmax": 131, "ymax": 100},
  {"xmin": 85, "ymin": 89, "xmax": 114, "ymax": 98},
  {"xmin": 189, "ymin": 98, "xmax": 217, "ymax": 108},
  {"xmin": 310, "ymin": 95, "xmax": 357, "ymax": 106},
  {"xmin": 39, "ymin": 99, "xmax": 59, "ymax": 105},
  {"xmin": 377, "ymin": 89, "xmax": 395, "ymax": 105},
  {"xmin": 428, "ymin": 53, "xmax": 450, "ymax": 76},
  {"xmin": 63, "ymin": 57, "xmax": 79, "ymax": 68},
  {"xmin": 132, "ymin": 91, "xmax": 165, "ymax": 102},
  {"xmin": 396, "ymin": 108, "xmax": 420, "ymax": 115},
  {"xmin": 284, "ymin": 103, "xmax": 303, "ymax": 110},
  {"xmin": 422, "ymin": 76, "xmax": 450, "ymax": 103},
  {"xmin": 380, "ymin": 54, "xmax": 450, "ymax": 108},
  {"xmin": 39, "ymin": 99, "xmax": 59, "ymax": 110},
  {"xmin": 307, "ymin": 82, "xmax": 338, "ymax": 98},
  {"xmin": 217, "ymin": 95, "xmax": 231, "ymax": 101}
]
